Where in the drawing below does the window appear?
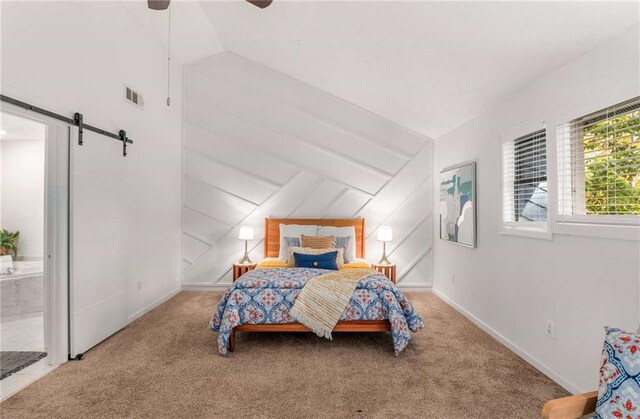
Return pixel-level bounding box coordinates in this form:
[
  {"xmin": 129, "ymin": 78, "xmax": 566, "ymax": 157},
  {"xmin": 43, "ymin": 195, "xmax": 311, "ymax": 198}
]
[
  {"xmin": 502, "ymin": 128, "xmax": 549, "ymax": 237},
  {"xmin": 557, "ymin": 97, "xmax": 640, "ymax": 225}
]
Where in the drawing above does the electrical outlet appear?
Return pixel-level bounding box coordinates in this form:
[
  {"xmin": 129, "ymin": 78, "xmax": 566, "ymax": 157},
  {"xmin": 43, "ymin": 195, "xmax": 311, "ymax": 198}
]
[
  {"xmin": 137, "ymin": 280, "xmax": 142, "ymax": 291},
  {"xmin": 545, "ymin": 320, "xmax": 555, "ymax": 339},
  {"xmin": 451, "ymin": 274, "xmax": 455, "ymax": 284}
]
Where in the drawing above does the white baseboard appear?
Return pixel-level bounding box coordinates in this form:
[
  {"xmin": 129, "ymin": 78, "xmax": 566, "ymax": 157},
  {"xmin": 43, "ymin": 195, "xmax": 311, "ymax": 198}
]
[
  {"xmin": 128, "ymin": 288, "xmax": 182, "ymax": 322},
  {"xmin": 397, "ymin": 284, "xmax": 433, "ymax": 291},
  {"xmin": 181, "ymin": 283, "xmax": 231, "ymax": 291},
  {"xmin": 432, "ymin": 289, "xmax": 584, "ymax": 395}
]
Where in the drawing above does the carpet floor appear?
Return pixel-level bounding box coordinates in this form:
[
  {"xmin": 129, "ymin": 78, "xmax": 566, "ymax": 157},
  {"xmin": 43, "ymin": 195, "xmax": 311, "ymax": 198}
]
[{"xmin": 0, "ymin": 291, "xmax": 568, "ymax": 418}]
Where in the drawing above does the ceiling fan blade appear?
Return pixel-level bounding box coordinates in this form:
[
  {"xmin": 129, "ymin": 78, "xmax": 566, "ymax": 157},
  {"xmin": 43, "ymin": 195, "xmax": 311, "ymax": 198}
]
[
  {"xmin": 246, "ymin": 0, "xmax": 273, "ymax": 9},
  {"xmin": 148, "ymin": 0, "xmax": 171, "ymax": 10}
]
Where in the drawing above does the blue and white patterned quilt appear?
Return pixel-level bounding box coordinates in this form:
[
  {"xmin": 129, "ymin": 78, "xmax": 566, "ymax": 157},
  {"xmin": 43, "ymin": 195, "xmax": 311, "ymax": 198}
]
[{"xmin": 210, "ymin": 268, "xmax": 424, "ymax": 356}]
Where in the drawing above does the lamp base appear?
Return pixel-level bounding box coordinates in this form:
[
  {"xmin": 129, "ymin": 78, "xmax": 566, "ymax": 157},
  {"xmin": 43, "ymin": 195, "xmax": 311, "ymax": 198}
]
[
  {"xmin": 377, "ymin": 255, "xmax": 392, "ymax": 265},
  {"xmin": 238, "ymin": 253, "xmax": 253, "ymax": 265},
  {"xmin": 377, "ymin": 242, "xmax": 392, "ymax": 265},
  {"xmin": 239, "ymin": 240, "xmax": 253, "ymax": 264}
]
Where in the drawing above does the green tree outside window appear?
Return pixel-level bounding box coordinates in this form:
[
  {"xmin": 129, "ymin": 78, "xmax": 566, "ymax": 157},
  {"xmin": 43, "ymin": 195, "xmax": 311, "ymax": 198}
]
[{"xmin": 582, "ymin": 109, "xmax": 640, "ymax": 215}]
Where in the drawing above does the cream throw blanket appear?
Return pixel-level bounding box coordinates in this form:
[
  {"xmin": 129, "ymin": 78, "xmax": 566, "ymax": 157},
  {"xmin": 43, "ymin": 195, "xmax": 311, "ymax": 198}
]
[{"xmin": 289, "ymin": 268, "xmax": 377, "ymax": 339}]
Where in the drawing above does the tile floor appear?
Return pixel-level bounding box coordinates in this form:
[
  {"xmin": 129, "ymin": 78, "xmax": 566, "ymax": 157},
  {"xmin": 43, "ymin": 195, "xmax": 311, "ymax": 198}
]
[
  {"xmin": 1, "ymin": 312, "xmax": 45, "ymax": 352},
  {"xmin": 1, "ymin": 312, "xmax": 51, "ymax": 401}
]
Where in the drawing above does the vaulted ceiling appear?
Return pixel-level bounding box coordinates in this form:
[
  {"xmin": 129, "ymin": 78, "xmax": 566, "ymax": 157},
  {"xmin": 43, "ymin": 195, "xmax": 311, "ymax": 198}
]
[
  {"xmin": 118, "ymin": 1, "xmax": 223, "ymax": 64},
  {"xmin": 198, "ymin": 1, "xmax": 640, "ymax": 138}
]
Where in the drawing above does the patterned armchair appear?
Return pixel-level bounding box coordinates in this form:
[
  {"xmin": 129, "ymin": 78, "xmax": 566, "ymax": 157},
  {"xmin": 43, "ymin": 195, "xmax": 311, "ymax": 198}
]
[{"xmin": 542, "ymin": 326, "xmax": 640, "ymax": 418}]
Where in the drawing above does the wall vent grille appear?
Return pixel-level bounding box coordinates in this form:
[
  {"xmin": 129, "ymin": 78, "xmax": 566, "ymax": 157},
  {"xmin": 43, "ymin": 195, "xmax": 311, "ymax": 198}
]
[{"xmin": 124, "ymin": 85, "xmax": 144, "ymax": 109}]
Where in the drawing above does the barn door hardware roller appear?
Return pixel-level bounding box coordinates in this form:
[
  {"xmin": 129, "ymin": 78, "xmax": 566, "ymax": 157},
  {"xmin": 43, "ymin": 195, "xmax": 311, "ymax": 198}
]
[
  {"xmin": 1, "ymin": 94, "xmax": 133, "ymax": 157},
  {"xmin": 74, "ymin": 113, "xmax": 84, "ymax": 145}
]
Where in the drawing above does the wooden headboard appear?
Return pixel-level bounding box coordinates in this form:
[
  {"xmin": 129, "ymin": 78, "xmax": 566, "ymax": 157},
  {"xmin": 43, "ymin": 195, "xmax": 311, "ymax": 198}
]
[{"xmin": 264, "ymin": 218, "xmax": 365, "ymax": 259}]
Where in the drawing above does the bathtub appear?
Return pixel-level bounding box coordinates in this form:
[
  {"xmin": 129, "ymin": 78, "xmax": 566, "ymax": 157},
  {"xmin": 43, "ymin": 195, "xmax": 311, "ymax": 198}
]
[{"xmin": 1, "ymin": 260, "xmax": 44, "ymax": 317}]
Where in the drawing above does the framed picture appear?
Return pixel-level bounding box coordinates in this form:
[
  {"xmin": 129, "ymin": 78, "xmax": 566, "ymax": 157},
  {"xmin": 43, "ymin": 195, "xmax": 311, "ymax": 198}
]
[{"xmin": 439, "ymin": 161, "xmax": 476, "ymax": 248}]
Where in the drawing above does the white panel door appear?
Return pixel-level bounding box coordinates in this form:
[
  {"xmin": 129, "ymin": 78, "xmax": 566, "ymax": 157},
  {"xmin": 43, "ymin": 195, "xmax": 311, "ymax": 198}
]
[{"xmin": 70, "ymin": 130, "xmax": 129, "ymax": 357}]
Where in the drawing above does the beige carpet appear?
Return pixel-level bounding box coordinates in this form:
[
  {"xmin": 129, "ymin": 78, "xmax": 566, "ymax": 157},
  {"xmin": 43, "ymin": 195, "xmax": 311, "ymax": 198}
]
[{"xmin": 0, "ymin": 292, "xmax": 568, "ymax": 418}]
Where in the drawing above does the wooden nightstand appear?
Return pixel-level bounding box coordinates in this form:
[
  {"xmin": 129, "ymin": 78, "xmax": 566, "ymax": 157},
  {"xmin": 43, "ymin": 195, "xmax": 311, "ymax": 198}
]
[
  {"xmin": 372, "ymin": 263, "xmax": 396, "ymax": 284},
  {"xmin": 233, "ymin": 262, "xmax": 257, "ymax": 281}
]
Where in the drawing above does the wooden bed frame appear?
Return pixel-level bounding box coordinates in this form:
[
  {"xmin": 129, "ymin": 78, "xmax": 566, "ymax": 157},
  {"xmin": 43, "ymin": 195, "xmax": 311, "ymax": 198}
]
[{"xmin": 229, "ymin": 218, "xmax": 391, "ymax": 352}]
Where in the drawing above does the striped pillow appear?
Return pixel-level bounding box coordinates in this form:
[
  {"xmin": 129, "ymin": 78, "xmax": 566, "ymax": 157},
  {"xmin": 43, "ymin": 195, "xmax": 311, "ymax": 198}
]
[{"xmin": 301, "ymin": 235, "xmax": 336, "ymax": 249}]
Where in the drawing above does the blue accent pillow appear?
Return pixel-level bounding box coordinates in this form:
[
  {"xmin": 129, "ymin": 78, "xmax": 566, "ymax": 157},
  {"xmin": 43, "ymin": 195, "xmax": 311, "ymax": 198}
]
[
  {"xmin": 595, "ymin": 327, "xmax": 640, "ymax": 418},
  {"xmin": 335, "ymin": 236, "xmax": 352, "ymax": 263},
  {"xmin": 293, "ymin": 251, "xmax": 339, "ymax": 270}
]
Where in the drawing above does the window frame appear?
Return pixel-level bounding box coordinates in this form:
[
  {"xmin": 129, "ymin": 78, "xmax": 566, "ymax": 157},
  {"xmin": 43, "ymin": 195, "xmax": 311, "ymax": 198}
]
[
  {"xmin": 500, "ymin": 122, "xmax": 552, "ymax": 240},
  {"xmin": 555, "ymin": 97, "xmax": 640, "ymax": 241}
]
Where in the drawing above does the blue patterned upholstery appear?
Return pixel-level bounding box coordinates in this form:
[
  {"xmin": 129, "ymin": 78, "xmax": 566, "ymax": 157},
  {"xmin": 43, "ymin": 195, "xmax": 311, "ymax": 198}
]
[{"xmin": 595, "ymin": 327, "xmax": 640, "ymax": 418}]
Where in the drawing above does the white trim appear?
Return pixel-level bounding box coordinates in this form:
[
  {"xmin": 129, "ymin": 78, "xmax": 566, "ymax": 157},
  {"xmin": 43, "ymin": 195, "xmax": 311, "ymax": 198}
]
[
  {"xmin": 554, "ymin": 221, "xmax": 640, "ymax": 241},
  {"xmin": 499, "ymin": 121, "xmax": 551, "ymax": 239},
  {"xmin": 554, "ymin": 96, "xmax": 640, "ymax": 239},
  {"xmin": 394, "ymin": 285, "xmax": 433, "ymax": 291},
  {"xmin": 500, "ymin": 224, "xmax": 552, "ymax": 240},
  {"xmin": 186, "ymin": 65, "xmax": 415, "ymax": 164},
  {"xmin": 182, "ymin": 284, "xmax": 232, "ymax": 291},
  {"xmin": 433, "ymin": 289, "xmax": 585, "ymax": 395},
  {"xmin": 45, "ymin": 124, "xmax": 70, "ymax": 366},
  {"xmin": 68, "ymin": 129, "xmax": 77, "ymax": 359},
  {"xmin": 185, "ymin": 95, "xmax": 390, "ymax": 196},
  {"xmin": 396, "ymin": 245, "xmax": 432, "ymax": 281},
  {"xmin": 556, "ymin": 214, "xmax": 640, "ymax": 227},
  {"xmin": 1, "ymin": 103, "xmax": 70, "ymax": 367},
  {"xmin": 190, "ymin": 52, "xmax": 433, "ymax": 155},
  {"xmin": 128, "ymin": 287, "xmax": 182, "ymax": 322}
]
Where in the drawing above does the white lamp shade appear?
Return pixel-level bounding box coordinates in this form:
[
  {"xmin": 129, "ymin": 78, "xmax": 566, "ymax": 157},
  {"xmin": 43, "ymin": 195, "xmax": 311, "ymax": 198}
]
[
  {"xmin": 238, "ymin": 227, "xmax": 254, "ymax": 241},
  {"xmin": 377, "ymin": 226, "xmax": 392, "ymax": 242}
]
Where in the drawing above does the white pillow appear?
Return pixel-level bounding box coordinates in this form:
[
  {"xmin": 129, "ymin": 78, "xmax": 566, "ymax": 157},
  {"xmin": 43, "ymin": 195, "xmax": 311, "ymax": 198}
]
[
  {"xmin": 317, "ymin": 226, "xmax": 357, "ymax": 261},
  {"xmin": 278, "ymin": 224, "xmax": 319, "ymax": 260}
]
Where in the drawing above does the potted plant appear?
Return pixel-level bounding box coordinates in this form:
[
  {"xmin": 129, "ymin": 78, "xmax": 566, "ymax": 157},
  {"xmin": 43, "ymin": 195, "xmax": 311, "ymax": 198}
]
[{"xmin": 0, "ymin": 229, "xmax": 20, "ymax": 258}]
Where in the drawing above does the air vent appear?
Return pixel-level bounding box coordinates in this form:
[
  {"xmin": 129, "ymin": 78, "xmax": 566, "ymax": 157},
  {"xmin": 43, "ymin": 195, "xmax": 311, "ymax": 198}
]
[{"xmin": 124, "ymin": 84, "xmax": 144, "ymax": 109}]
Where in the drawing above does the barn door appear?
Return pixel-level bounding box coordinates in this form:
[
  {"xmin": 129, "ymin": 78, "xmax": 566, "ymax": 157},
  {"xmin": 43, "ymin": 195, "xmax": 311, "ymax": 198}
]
[{"xmin": 69, "ymin": 129, "xmax": 129, "ymax": 358}]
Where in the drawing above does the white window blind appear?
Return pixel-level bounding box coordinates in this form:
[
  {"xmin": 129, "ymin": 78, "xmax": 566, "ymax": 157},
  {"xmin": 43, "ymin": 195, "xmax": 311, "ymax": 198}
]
[
  {"xmin": 502, "ymin": 128, "xmax": 548, "ymax": 231},
  {"xmin": 557, "ymin": 97, "xmax": 640, "ymax": 223}
]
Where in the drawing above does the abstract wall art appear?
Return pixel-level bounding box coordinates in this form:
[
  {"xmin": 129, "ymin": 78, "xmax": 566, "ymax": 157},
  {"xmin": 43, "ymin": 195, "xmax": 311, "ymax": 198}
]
[{"xmin": 439, "ymin": 161, "xmax": 476, "ymax": 248}]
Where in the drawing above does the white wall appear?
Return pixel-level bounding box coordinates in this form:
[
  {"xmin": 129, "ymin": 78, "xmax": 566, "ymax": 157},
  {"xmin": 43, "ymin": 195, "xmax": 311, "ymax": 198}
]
[
  {"xmin": 433, "ymin": 24, "xmax": 640, "ymax": 394},
  {"xmin": 182, "ymin": 53, "xmax": 434, "ymax": 289},
  {"xmin": 0, "ymin": 140, "xmax": 45, "ymax": 259},
  {"xmin": 0, "ymin": 1, "xmax": 221, "ymax": 318}
]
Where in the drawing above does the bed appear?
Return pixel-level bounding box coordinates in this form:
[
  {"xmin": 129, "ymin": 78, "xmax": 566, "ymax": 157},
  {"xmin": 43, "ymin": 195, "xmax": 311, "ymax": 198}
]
[{"xmin": 210, "ymin": 218, "xmax": 424, "ymax": 356}]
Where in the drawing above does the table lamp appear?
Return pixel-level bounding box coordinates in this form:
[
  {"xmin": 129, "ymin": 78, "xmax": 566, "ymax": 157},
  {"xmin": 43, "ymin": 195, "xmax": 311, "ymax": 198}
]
[
  {"xmin": 238, "ymin": 227, "xmax": 254, "ymax": 264},
  {"xmin": 377, "ymin": 226, "xmax": 393, "ymax": 265}
]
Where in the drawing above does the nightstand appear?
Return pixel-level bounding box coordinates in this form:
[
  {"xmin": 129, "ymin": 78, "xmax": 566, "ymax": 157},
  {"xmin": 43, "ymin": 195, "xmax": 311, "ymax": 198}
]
[
  {"xmin": 372, "ymin": 263, "xmax": 396, "ymax": 284},
  {"xmin": 233, "ymin": 262, "xmax": 257, "ymax": 281}
]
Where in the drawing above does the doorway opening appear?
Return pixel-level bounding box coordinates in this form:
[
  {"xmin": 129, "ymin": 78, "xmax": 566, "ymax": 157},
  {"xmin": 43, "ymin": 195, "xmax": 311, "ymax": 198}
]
[
  {"xmin": 0, "ymin": 112, "xmax": 47, "ymax": 370},
  {"xmin": 0, "ymin": 106, "xmax": 69, "ymax": 400}
]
